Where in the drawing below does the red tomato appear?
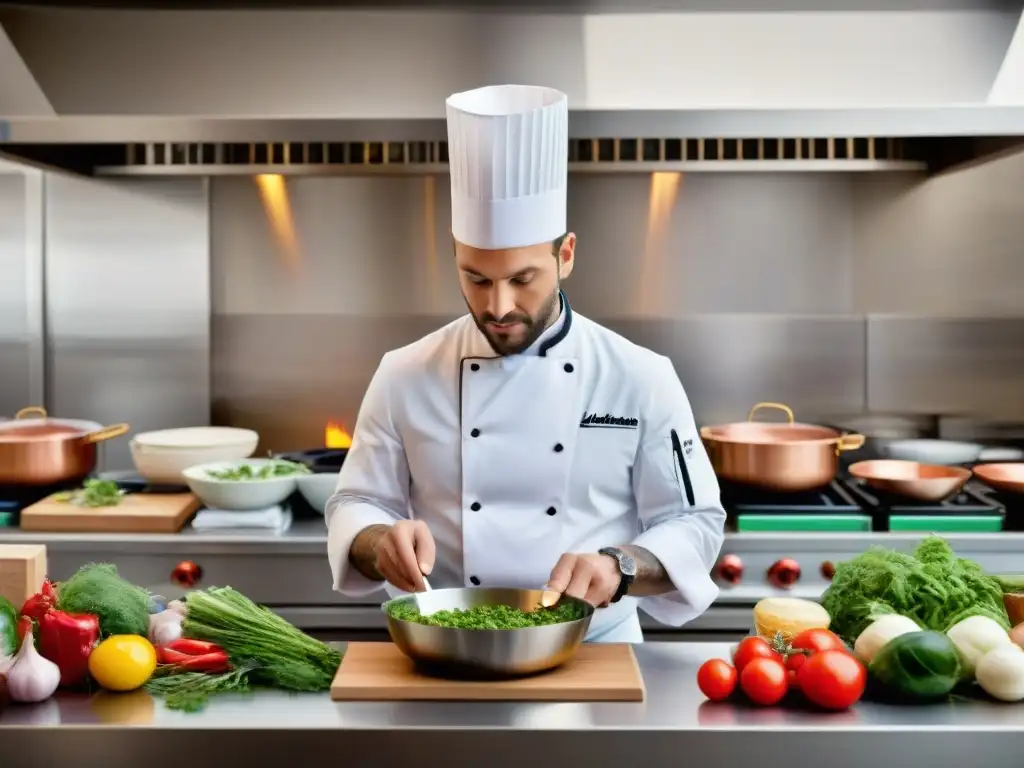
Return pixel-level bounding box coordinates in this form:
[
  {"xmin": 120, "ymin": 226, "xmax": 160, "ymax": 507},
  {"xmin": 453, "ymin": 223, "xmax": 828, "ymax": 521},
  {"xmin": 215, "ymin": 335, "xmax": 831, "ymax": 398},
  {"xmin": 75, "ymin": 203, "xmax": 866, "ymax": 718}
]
[
  {"xmin": 733, "ymin": 636, "xmax": 782, "ymax": 672},
  {"xmin": 739, "ymin": 657, "xmax": 788, "ymax": 706},
  {"xmin": 796, "ymin": 649, "xmax": 866, "ymax": 711},
  {"xmin": 697, "ymin": 659, "xmax": 737, "ymax": 702},
  {"xmin": 785, "ymin": 652, "xmax": 807, "ymax": 673},
  {"xmin": 790, "ymin": 628, "xmax": 846, "ymax": 656}
]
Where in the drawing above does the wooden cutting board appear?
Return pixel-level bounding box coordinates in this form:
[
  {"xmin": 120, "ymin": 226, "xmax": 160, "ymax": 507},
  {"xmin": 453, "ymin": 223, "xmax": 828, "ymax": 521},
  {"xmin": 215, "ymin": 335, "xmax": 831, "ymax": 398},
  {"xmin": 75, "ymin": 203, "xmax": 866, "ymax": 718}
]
[
  {"xmin": 331, "ymin": 642, "xmax": 645, "ymax": 702},
  {"xmin": 19, "ymin": 492, "xmax": 200, "ymax": 534}
]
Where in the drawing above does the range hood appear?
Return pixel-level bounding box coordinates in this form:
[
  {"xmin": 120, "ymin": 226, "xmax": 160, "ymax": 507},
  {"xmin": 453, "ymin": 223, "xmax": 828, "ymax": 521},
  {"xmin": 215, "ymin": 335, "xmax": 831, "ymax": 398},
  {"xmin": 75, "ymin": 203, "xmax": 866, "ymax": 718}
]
[{"xmin": 2, "ymin": 4, "xmax": 1024, "ymax": 176}]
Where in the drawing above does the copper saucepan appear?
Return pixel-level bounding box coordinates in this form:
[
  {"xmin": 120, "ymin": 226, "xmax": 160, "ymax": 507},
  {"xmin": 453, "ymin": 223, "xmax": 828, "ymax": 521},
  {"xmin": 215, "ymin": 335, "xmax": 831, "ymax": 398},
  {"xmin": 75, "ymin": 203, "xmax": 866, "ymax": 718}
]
[
  {"xmin": 973, "ymin": 463, "xmax": 1024, "ymax": 496},
  {"xmin": 0, "ymin": 406, "xmax": 130, "ymax": 486},
  {"xmin": 701, "ymin": 402, "xmax": 865, "ymax": 492},
  {"xmin": 849, "ymin": 460, "xmax": 971, "ymax": 503}
]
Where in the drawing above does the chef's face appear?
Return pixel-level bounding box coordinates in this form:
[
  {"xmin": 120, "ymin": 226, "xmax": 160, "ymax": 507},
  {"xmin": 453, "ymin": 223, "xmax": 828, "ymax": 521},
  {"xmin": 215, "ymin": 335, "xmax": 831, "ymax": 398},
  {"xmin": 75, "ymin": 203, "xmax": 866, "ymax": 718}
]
[{"xmin": 456, "ymin": 233, "xmax": 576, "ymax": 356}]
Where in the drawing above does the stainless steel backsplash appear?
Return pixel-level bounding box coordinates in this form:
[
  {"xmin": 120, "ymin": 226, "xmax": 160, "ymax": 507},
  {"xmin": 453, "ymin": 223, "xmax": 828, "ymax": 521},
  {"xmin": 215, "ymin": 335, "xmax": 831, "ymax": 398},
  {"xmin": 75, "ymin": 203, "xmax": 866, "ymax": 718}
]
[
  {"xmin": 209, "ymin": 163, "xmax": 1024, "ymax": 455},
  {"xmin": 2, "ymin": 156, "xmax": 1023, "ymax": 470}
]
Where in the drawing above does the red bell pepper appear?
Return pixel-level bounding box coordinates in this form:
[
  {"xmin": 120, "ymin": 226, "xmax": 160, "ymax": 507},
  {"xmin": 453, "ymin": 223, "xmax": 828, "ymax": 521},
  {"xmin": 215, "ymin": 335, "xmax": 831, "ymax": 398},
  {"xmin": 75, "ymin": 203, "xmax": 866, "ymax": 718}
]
[
  {"xmin": 38, "ymin": 610, "xmax": 100, "ymax": 688},
  {"xmin": 20, "ymin": 580, "xmax": 57, "ymax": 622}
]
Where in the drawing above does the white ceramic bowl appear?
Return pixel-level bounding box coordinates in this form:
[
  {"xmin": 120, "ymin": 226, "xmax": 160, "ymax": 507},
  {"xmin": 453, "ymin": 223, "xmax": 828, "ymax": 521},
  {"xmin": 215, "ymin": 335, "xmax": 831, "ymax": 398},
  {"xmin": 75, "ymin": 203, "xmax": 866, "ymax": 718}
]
[
  {"xmin": 182, "ymin": 458, "xmax": 304, "ymax": 511},
  {"xmin": 130, "ymin": 427, "xmax": 259, "ymax": 484},
  {"xmin": 295, "ymin": 472, "xmax": 340, "ymax": 515}
]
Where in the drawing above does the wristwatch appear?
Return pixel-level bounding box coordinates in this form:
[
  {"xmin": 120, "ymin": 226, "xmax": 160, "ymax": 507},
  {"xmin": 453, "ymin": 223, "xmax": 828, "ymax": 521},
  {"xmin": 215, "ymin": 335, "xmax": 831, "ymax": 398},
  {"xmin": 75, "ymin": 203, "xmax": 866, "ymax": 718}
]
[{"xmin": 598, "ymin": 547, "xmax": 637, "ymax": 604}]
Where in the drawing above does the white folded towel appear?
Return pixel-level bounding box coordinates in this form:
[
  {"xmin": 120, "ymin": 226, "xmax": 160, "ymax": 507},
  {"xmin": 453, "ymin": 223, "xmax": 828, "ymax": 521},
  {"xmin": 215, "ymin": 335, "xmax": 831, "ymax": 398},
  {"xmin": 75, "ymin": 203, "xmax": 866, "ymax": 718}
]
[{"xmin": 191, "ymin": 505, "xmax": 292, "ymax": 532}]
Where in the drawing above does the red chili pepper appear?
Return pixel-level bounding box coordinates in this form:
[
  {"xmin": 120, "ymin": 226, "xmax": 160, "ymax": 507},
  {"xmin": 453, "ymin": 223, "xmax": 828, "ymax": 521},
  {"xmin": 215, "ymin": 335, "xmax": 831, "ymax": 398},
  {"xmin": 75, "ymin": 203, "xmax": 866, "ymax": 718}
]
[
  {"xmin": 20, "ymin": 580, "xmax": 57, "ymax": 622},
  {"xmin": 159, "ymin": 646, "xmax": 230, "ymax": 673},
  {"xmin": 38, "ymin": 610, "xmax": 100, "ymax": 688},
  {"xmin": 165, "ymin": 638, "xmax": 221, "ymax": 656}
]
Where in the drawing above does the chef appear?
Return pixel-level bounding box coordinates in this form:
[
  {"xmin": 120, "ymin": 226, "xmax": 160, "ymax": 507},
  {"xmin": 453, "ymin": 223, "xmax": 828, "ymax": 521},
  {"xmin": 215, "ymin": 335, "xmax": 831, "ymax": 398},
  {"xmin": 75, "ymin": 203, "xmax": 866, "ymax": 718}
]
[{"xmin": 325, "ymin": 84, "xmax": 726, "ymax": 643}]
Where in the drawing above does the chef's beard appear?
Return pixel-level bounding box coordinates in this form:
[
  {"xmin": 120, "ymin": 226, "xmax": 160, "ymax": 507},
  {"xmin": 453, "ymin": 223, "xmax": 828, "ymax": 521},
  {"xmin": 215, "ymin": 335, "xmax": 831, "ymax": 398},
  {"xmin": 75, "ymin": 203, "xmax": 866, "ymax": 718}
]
[{"xmin": 469, "ymin": 288, "xmax": 561, "ymax": 357}]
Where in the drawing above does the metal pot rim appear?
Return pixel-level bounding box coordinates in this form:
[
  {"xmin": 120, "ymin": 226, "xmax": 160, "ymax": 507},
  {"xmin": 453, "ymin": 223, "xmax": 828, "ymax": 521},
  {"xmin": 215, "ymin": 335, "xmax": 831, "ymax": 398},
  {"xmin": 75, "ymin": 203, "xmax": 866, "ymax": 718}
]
[
  {"xmin": 0, "ymin": 417, "xmax": 106, "ymax": 442},
  {"xmin": 700, "ymin": 423, "xmax": 849, "ymax": 446}
]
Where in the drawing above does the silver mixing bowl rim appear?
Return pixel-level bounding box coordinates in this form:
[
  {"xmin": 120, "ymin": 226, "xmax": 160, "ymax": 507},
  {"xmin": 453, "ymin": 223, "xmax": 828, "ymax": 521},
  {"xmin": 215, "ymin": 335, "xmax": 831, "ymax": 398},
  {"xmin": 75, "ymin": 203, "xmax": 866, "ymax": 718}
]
[{"xmin": 380, "ymin": 587, "xmax": 595, "ymax": 632}]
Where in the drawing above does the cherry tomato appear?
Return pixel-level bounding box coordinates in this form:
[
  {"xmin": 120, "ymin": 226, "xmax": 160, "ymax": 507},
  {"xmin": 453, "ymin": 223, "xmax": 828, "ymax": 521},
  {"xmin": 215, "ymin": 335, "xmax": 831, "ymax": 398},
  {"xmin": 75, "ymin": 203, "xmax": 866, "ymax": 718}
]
[
  {"xmin": 733, "ymin": 636, "xmax": 782, "ymax": 672},
  {"xmin": 796, "ymin": 649, "xmax": 866, "ymax": 711},
  {"xmin": 790, "ymin": 628, "xmax": 846, "ymax": 656},
  {"xmin": 739, "ymin": 657, "xmax": 788, "ymax": 706},
  {"xmin": 697, "ymin": 659, "xmax": 737, "ymax": 702}
]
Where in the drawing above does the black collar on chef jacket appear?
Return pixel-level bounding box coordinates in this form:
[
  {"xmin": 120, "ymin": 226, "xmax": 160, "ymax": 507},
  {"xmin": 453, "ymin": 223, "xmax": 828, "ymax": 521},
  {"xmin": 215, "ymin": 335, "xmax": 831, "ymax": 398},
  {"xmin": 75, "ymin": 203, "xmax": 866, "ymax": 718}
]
[{"xmin": 538, "ymin": 291, "xmax": 573, "ymax": 358}]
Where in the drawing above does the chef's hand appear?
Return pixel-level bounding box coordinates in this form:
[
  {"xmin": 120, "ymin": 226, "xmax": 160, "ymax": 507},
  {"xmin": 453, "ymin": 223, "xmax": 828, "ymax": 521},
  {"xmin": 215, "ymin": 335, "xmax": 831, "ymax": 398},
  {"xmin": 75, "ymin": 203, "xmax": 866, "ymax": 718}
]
[
  {"xmin": 373, "ymin": 520, "xmax": 436, "ymax": 593},
  {"xmin": 542, "ymin": 552, "xmax": 621, "ymax": 608}
]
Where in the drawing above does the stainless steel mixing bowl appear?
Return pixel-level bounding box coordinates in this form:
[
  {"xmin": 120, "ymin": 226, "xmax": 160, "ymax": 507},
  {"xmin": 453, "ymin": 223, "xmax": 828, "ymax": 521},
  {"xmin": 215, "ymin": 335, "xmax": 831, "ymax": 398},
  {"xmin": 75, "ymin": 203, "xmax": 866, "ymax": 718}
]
[{"xmin": 382, "ymin": 587, "xmax": 594, "ymax": 677}]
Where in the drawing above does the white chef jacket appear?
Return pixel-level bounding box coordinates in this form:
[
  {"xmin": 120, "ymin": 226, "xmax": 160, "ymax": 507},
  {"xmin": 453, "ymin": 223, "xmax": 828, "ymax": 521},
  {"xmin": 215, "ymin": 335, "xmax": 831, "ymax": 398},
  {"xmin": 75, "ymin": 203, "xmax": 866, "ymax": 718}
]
[{"xmin": 326, "ymin": 293, "xmax": 726, "ymax": 642}]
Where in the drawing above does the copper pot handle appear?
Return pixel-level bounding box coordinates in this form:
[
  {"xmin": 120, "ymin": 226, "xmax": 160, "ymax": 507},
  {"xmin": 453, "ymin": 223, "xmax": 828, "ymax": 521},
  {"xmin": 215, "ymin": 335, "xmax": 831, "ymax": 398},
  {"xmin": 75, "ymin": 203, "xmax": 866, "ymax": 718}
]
[
  {"xmin": 837, "ymin": 433, "xmax": 866, "ymax": 452},
  {"xmin": 83, "ymin": 424, "xmax": 130, "ymax": 444},
  {"xmin": 747, "ymin": 402, "xmax": 794, "ymax": 424},
  {"xmin": 15, "ymin": 406, "xmax": 48, "ymax": 420}
]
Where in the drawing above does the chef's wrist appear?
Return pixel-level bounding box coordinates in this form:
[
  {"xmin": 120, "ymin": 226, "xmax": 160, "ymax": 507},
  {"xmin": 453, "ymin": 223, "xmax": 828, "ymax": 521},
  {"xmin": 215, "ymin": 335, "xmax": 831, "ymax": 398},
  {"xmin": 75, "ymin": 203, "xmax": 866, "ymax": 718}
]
[{"xmin": 349, "ymin": 524, "xmax": 392, "ymax": 582}]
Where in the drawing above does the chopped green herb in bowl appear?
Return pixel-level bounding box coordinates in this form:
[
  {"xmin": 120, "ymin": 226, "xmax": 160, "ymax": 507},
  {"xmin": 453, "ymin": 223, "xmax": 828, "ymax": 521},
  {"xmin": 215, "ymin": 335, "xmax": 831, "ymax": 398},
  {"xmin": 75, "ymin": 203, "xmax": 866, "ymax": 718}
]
[
  {"xmin": 204, "ymin": 459, "xmax": 310, "ymax": 482},
  {"xmin": 386, "ymin": 600, "xmax": 586, "ymax": 630}
]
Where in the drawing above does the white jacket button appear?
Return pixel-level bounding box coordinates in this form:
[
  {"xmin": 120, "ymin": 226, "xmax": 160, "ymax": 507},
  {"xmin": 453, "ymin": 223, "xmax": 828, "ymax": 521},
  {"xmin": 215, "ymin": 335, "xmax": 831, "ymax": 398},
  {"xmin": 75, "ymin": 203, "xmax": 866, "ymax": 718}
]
[
  {"xmin": 563, "ymin": 363, "xmax": 574, "ymax": 373},
  {"xmin": 470, "ymin": 363, "xmax": 480, "ymax": 372},
  {"xmin": 469, "ymin": 576, "xmax": 481, "ymax": 586},
  {"xmin": 470, "ymin": 501, "xmax": 481, "ymax": 511},
  {"xmin": 470, "ymin": 428, "xmax": 481, "ymax": 438},
  {"xmin": 553, "ymin": 443, "xmax": 563, "ymax": 452},
  {"xmin": 546, "ymin": 507, "xmax": 557, "ymax": 516}
]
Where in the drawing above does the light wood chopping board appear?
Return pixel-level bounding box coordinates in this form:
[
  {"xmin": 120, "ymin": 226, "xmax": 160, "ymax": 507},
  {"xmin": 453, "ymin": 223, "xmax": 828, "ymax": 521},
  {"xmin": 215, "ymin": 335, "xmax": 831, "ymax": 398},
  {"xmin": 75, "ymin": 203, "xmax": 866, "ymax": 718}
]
[
  {"xmin": 19, "ymin": 492, "xmax": 200, "ymax": 534},
  {"xmin": 331, "ymin": 642, "xmax": 645, "ymax": 702}
]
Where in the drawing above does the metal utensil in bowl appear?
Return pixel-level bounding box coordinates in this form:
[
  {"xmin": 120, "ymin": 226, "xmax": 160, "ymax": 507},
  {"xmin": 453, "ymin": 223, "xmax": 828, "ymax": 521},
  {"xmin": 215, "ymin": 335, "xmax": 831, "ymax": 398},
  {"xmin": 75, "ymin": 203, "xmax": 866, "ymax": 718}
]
[{"xmin": 382, "ymin": 587, "xmax": 594, "ymax": 677}]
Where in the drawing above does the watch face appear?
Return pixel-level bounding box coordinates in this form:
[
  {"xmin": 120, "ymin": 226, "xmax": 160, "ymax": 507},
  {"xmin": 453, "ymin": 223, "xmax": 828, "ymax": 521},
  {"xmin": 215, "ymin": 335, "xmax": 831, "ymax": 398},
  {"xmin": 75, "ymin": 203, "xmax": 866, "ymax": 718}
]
[{"xmin": 619, "ymin": 552, "xmax": 638, "ymax": 578}]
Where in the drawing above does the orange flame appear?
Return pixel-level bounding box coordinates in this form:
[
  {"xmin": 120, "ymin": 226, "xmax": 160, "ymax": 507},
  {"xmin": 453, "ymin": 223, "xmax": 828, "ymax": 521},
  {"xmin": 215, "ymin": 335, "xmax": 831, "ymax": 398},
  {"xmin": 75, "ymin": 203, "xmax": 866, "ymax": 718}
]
[{"xmin": 325, "ymin": 422, "xmax": 353, "ymax": 449}]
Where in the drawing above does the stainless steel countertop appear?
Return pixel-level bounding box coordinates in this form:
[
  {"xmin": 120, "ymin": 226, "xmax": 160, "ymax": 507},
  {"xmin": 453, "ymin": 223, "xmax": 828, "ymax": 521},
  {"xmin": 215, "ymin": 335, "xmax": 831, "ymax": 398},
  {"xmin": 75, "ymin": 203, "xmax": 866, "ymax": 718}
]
[
  {"xmin": 1, "ymin": 642, "xmax": 1019, "ymax": 768},
  {"xmin": 1, "ymin": 518, "xmax": 1022, "ymax": 553}
]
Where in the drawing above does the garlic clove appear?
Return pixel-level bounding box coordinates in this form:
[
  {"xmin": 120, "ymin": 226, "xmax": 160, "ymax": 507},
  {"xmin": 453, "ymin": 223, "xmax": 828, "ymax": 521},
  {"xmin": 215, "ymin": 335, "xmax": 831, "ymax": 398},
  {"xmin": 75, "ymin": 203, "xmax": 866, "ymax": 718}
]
[{"xmin": 7, "ymin": 626, "xmax": 61, "ymax": 704}]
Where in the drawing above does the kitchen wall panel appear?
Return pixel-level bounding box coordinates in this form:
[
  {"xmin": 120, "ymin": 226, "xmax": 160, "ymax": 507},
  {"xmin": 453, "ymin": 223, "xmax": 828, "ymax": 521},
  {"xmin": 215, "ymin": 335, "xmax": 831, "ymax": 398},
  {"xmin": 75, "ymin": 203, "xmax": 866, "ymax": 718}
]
[
  {"xmin": 852, "ymin": 154, "xmax": 1024, "ymax": 316},
  {"xmin": 44, "ymin": 174, "xmax": 211, "ymax": 471},
  {"xmin": 208, "ymin": 160, "xmax": 1024, "ymax": 450},
  {"xmin": 0, "ymin": 167, "xmax": 43, "ymax": 419}
]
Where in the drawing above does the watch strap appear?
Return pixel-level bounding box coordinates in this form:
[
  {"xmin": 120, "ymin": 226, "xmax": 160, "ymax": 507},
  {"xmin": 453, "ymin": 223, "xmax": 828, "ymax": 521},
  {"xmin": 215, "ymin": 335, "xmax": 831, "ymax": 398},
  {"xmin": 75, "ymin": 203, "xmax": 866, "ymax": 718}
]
[{"xmin": 599, "ymin": 547, "xmax": 635, "ymax": 604}]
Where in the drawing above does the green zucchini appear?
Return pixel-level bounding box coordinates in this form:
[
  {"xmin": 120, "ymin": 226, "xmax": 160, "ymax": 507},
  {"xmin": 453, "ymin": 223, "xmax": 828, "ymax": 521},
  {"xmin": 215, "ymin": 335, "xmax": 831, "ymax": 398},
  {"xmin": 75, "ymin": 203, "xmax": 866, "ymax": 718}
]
[{"xmin": 869, "ymin": 630, "xmax": 961, "ymax": 702}]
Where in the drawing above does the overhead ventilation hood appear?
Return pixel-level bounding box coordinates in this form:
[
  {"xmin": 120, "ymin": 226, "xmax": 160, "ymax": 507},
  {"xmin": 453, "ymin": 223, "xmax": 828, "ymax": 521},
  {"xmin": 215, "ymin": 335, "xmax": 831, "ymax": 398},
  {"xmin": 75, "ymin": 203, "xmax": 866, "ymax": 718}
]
[{"xmin": 2, "ymin": 5, "xmax": 1024, "ymax": 176}]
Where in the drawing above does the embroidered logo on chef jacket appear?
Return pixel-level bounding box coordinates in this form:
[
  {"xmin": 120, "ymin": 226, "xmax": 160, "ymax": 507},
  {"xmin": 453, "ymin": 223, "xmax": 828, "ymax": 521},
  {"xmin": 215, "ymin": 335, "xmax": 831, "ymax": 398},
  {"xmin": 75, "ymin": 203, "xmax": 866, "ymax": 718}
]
[
  {"xmin": 684, "ymin": 438, "xmax": 694, "ymax": 457},
  {"xmin": 579, "ymin": 412, "xmax": 639, "ymax": 430}
]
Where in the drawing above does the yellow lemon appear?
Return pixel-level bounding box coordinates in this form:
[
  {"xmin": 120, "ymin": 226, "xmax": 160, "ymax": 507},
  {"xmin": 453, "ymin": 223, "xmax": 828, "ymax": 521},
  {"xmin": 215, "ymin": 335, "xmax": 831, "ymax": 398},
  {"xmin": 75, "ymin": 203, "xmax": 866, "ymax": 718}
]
[{"xmin": 88, "ymin": 634, "xmax": 158, "ymax": 692}]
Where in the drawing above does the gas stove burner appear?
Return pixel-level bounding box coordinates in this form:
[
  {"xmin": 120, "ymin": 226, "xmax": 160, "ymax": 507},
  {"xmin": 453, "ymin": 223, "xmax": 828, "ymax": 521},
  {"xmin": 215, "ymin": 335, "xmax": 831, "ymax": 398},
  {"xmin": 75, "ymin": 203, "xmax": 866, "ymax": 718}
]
[
  {"xmin": 720, "ymin": 480, "xmax": 860, "ymax": 514},
  {"xmin": 276, "ymin": 448, "xmax": 348, "ymax": 473},
  {"xmin": 845, "ymin": 476, "xmax": 1004, "ymax": 532}
]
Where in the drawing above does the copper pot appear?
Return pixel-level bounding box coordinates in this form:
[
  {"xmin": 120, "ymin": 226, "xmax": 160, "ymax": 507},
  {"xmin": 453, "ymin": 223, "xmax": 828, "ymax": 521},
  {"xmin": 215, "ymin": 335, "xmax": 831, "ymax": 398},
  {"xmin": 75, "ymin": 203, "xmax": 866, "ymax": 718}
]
[
  {"xmin": 849, "ymin": 460, "xmax": 971, "ymax": 502},
  {"xmin": 701, "ymin": 402, "xmax": 865, "ymax": 492},
  {"xmin": 0, "ymin": 406, "xmax": 130, "ymax": 486}
]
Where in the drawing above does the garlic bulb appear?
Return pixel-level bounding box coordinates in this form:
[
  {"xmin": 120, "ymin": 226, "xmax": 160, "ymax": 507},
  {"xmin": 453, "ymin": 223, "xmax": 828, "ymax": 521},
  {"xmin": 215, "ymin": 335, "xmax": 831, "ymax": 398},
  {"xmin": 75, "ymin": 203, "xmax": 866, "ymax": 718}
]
[
  {"xmin": 7, "ymin": 626, "xmax": 60, "ymax": 704},
  {"xmin": 854, "ymin": 615, "xmax": 920, "ymax": 665},
  {"xmin": 976, "ymin": 645, "xmax": 1024, "ymax": 702},
  {"xmin": 148, "ymin": 609, "xmax": 184, "ymax": 646},
  {"xmin": 946, "ymin": 615, "xmax": 1014, "ymax": 678}
]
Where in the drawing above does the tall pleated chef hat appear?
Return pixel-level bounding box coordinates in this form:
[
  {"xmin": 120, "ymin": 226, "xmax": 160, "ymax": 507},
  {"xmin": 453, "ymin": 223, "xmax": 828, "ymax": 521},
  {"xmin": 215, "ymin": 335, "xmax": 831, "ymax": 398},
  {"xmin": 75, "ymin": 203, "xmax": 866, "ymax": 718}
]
[{"xmin": 445, "ymin": 84, "xmax": 569, "ymax": 250}]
